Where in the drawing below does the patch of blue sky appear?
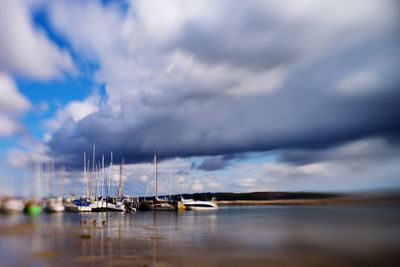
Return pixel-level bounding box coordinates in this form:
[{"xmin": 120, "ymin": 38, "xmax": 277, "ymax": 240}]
[
  {"xmin": 101, "ymin": 0, "xmax": 130, "ymax": 11},
  {"xmin": 16, "ymin": 74, "xmax": 96, "ymax": 140},
  {"xmin": 243, "ymin": 152, "xmax": 279, "ymax": 164},
  {"xmin": 0, "ymin": 136, "xmax": 20, "ymax": 151},
  {"xmin": 31, "ymin": 4, "xmax": 101, "ymax": 73},
  {"xmin": 14, "ymin": 8, "xmax": 104, "ymax": 141}
]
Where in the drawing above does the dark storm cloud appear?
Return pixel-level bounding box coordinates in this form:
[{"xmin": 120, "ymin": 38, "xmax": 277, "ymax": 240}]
[
  {"xmin": 280, "ymin": 136, "xmax": 400, "ymax": 165},
  {"xmin": 197, "ymin": 157, "xmax": 230, "ymax": 171},
  {"xmin": 46, "ymin": 0, "xmax": 400, "ymax": 168},
  {"xmin": 48, "ymin": 74, "xmax": 400, "ymax": 168}
]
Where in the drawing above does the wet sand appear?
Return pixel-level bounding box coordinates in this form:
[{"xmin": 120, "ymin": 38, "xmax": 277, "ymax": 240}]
[{"xmin": 0, "ymin": 205, "xmax": 399, "ymax": 267}]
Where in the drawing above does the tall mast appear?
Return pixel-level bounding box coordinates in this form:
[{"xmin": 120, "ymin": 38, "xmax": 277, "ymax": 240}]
[
  {"xmin": 90, "ymin": 142, "xmax": 95, "ymax": 201},
  {"xmin": 34, "ymin": 161, "xmax": 42, "ymax": 199},
  {"xmin": 87, "ymin": 159, "xmax": 90, "ymax": 198},
  {"xmin": 102, "ymin": 155, "xmax": 105, "ymax": 198},
  {"xmin": 154, "ymin": 150, "xmax": 158, "ymax": 199},
  {"xmin": 118, "ymin": 159, "xmax": 123, "ymax": 198},
  {"xmin": 168, "ymin": 168, "xmax": 172, "ymax": 200},
  {"xmin": 83, "ymin": 152, "xmax": 87, "ymax": 197},
  {"xmin": 60, "ymin": 165, "xmax": 65, "ymax": 197},
  {"xmin": 50, "ymin": 159, "xmax": 54, "ymax": 197},
  {"xmin": 110, "ymin": 151, "xmax": 113, "ymax": 197}
]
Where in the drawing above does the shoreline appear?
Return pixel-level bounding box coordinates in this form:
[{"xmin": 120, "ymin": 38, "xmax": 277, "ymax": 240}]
[{"xmin": 216, "ymin": 196, "xmax": 400, "ymax": 206}]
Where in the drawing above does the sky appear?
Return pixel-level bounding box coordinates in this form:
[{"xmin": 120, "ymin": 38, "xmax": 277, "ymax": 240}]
[{"xmin": 0, "ymin": 0, "xmax": 399, "ymax": 197}]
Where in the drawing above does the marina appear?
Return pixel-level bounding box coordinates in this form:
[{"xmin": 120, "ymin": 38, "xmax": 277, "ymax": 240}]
[
  {"xmin": 1, "ymin": 0, "xmax": 399, "ymax": 266},
  {"xmin": 0, "ymin": 149, "xmax": 219, "ymax": 215}
]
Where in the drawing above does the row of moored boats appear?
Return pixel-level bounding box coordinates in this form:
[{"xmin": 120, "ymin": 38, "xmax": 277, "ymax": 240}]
[{"xmin": 0, "ymin": 195, "xmax": 218, "ymax": 214}]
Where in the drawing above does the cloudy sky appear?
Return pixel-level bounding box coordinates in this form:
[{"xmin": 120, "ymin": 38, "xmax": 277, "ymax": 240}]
[{"xmin": 0, "ymin": 0, "xmax": 399, "ymax": 197}]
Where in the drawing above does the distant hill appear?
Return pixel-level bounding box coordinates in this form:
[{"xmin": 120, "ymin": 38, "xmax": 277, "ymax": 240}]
[{"xmin": 139, "ymin": 191, "xmax": 341, "ymax": 201}]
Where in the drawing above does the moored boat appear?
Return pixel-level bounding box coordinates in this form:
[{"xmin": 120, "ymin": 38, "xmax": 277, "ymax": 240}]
[
  {"xmin": 182, "ymin": 197, "xmax": 218, "ymax": 210},
  {"xmin": 65, "ymin": 198, "xmax": 92, "ymax": 212},
  {"xmin": 45, "ymin": 198, "xmax": 65, "ymax": 213},
  {"xmin": 24, "ymin": 199, "xmax": 42, "ymax": 215},
  {"xmin": 1, "ymin": 198, "xmax": 25, "ymax": 213},
  {"xmin": 148, "ymin": 200, "xmax": 176, "ymax": 211}
]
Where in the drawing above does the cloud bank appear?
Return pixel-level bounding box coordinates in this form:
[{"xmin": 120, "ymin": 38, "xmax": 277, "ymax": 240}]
[{"xmin": 41, "ymin": 0, "xmax": 400, "ymax": 168}]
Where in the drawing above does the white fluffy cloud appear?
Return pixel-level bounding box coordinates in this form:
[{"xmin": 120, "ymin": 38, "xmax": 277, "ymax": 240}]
[
  {"xmin": 0, "ymin": 73, "xmax": 31, "ymax": 137},
  {"xmin": 0, "ymin": 0, "xmax": 75, "ymax": 80},
  {"xmin": 45, "ymin": 91, "xmax": 100, "ymax": 132},
  {"xmin": 47, "ymin": 0, "xmax": 398, "ymax": 105},
  {"xmin": 25, "ymin": 0, "xmax": 399, "ymax": 193}
]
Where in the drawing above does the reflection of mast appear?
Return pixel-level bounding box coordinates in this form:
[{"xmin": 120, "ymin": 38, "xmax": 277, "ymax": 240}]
[{"xmin": 118, "ymin": 159, "xmax": 124, "ymax": 198}]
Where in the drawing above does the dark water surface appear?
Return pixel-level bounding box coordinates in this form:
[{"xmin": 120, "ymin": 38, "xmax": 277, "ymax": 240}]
[{"xmin": 0, "ymin": 204, "xmax": 399, "ymax": 267}]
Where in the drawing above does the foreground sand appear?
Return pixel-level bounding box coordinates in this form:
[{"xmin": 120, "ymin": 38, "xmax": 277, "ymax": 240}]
[{"xmin": 1, "ymin": 222, "xmax": 397, "ymax": 267}]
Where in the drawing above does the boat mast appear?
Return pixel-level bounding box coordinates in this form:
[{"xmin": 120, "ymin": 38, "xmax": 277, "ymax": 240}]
[
  {"xmin": 168, "ymin": 168, "xmax": 172, "ymax": 200},
  {"xmin": 90, "ymin": 142, "xmax": 95, "ymax": 202},
  {"xmin": 118, "ymin": 159, "xmax": 123, "ymax": 199},
  {"xmin": 154, "ymin": 150, "xmax": 158, "ymax": 199},
  {"xmin": 34, "ymin": 161, "xmax": 42, "ymax": 199},
  {"xmin": 83, "ymin": 152, "xmax": 88, "ymax": 197},
  {"xmin": 60, "ymin": 165, "xmax": 65, "ymax": 198},
  {"xmin": 110, "ymin": 151, "xmax": 113, "ymax": 197},
  {"xmin": 102, "ymin": 155, "xmax": 105, "ymax": 199},
  {"xmin": 50, "ymin": 159, "xmax": 54, "ymax": 197}
]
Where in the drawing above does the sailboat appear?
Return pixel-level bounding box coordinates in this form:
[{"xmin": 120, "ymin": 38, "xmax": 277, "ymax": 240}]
[
  {"xmin": 65, "ymin": 152, "xmax": 92, "ymax": 212},
  {"xmin": 25, "ymin": 162, "xmax": 43, "ymax": 215},
  {"xmin": 65, "ymin": 197, "xmax": 92, "ymax": 212},
  {"xmin": 44, "ymin": 161, "xmax": 65, "ymax": 212},
  {"xmin": 148, "ymin": 151, "xmax": 176, "ymax": 211},
  {"xmin": 105, "ymin": 159, "xmax": 128, "ymax": 212},
  {"xmin": 45, "ymin": 197, "xmax": 65, "ymax": 212},
  {"xmin": 90, "ymin": 152, "xmax": 108, "ymax": 212},
  {"xmin": 90, "ymin": 151, "xmax": 129, "ymax": 212}
]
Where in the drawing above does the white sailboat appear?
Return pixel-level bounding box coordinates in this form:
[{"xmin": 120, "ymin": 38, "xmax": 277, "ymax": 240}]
[
  {"xmin": 65, "ymin": 197, "xmax": 92, "ymax": 212},
  {"xmin": 44, "ymin": 161, "xmax": 65, "ymax": 212},
  {"xmin": 148, "ymin": 151, "xmax": 175, "ymax": 211},
  {"xmin": 45, "ymin": 197, "xmax": 65, "ymax": 213},
  {"xmin": 65, "ymin": 152, "xmax": 92, "ymax": 212}
]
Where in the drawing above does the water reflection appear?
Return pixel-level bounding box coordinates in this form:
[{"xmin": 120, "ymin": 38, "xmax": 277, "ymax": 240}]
[{"xmin": 0, "ymin": 205, "xmax": 399, "ymax": 266}]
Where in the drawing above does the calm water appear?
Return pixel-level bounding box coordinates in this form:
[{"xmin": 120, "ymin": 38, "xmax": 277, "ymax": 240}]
[{"xmin": 0, "ymin": 204, "xmax": 399, "ymax": 267}]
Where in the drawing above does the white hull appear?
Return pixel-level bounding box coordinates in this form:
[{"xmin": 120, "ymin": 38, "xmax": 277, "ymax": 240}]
[
  {"xmin": 107, "ymin": 202, "xmax": 126, "ymax": 212},
  {"xmin": 148, "ymin": 202, "xmax": 175, "ymax": 211},
  {"xmin": 90, "ymin": 201, "xmax": 126, "ymax": 212},
  {"xmin": 46, "ymin": 204, "xmax": 65, "ymax": 212},
  {"xmin": 186, "ymin": 206, "xmax": 218, "ymax": 210},
  {"xmin": 65, "ymin": 203, "xmax": 92, "ymax": 212},
  {"xmin": 182, "ymin": 199, "xmax": 218, "ymax": 210},
  {"xmin": 77, "ymin": 206, "xmax": 92, "ymax": 212},
  {"xmin": 1, "ymin": 199, "xmax": 25, "ymax": 213},
  {"xmin": 90, "ymin": 201, "xmax": 107, "ymax": 211}
]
